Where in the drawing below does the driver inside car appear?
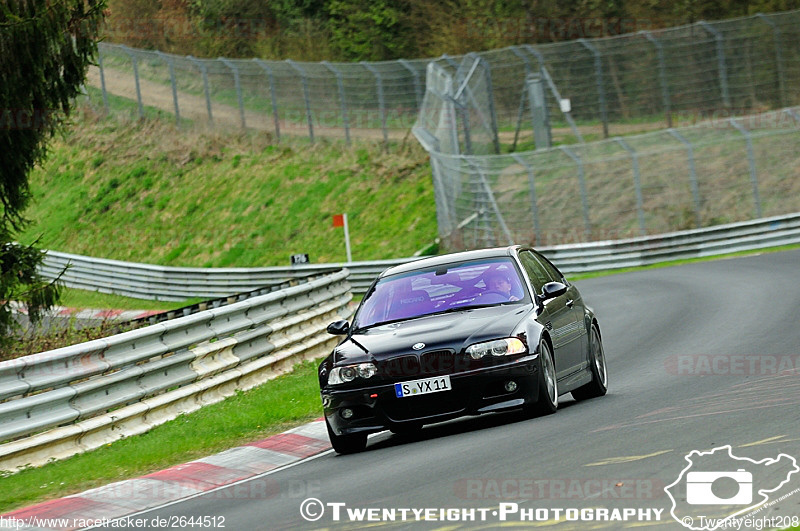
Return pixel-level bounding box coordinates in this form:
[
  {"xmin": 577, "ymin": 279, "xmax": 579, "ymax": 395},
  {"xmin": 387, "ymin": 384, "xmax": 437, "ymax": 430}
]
[{"xmin": 484, "ymin": 271, "xmax": 519, "ymax": 301}]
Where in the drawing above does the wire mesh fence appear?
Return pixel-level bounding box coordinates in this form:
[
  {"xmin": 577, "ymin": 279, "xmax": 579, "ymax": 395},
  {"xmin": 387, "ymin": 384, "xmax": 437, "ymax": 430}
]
[
  {"xmin": 423, "ymin": 107, "xmax": 800, "ymax": 248},
  {"xmin": 86, "ymin": 10, "xmax": 800, "ymax": 145}
]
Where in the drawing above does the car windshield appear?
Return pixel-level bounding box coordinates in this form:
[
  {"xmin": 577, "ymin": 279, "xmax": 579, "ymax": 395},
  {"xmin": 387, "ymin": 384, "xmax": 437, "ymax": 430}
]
[{"xmin": 354, "ymin": 257, "xmax": 526, "ymax": 329}]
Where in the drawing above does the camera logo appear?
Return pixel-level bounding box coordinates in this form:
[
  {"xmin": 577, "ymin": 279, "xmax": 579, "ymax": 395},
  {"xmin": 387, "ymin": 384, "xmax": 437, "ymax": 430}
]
[
  {"xmin": 665, "ymin": 445, "xmax": 799, "ymax": 531},
  {"xmin": 686, "ymin": 469, "xmax": 752, "ymax": 505}
]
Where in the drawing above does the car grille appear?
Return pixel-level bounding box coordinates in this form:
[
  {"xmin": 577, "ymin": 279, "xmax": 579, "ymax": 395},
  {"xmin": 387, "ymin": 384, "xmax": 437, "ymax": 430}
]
[{"xmin": 379, "ymin": 349, "xmax": 469, "ymax": 380}]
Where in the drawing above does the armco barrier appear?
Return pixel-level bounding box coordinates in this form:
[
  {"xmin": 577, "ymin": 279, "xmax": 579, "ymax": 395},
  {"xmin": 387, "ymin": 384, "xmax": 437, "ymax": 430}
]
[
  {"xmin": 39, "ymin": 213, "xmax": 800, "ymax": 301},
  {"xmin": 0, "ymin": 270, "xmax": 352, "ymax": 473}
]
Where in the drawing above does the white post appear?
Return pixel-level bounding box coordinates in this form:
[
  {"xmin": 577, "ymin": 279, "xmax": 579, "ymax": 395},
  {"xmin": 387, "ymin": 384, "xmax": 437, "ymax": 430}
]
[{"xmin": 343, "ymin": 213, "xmax": 352, "ymax": 263}]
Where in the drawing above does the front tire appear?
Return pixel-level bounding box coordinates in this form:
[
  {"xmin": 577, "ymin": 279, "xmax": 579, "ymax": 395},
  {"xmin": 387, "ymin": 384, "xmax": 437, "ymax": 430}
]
[
  {"xmin": 326, "ymin": 419, "xmax": 367, "ymax": 455},
  {"xmin": 572, "ymin": 324, "xmax": 608, "ymax": 400},
  {"xmin": 526, "ymin": 338, "xmax": 558, "ymax": 416}
]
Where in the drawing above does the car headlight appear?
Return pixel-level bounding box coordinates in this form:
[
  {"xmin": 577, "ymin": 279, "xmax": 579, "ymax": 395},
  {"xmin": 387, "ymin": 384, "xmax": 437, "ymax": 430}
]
[
  {"xmin": 328, "ymin": 362, "xmax": 378, "ymax": 385},
  {"xmin": 466, "ymin": 338, "xmax": 526, "ymax": 360}
]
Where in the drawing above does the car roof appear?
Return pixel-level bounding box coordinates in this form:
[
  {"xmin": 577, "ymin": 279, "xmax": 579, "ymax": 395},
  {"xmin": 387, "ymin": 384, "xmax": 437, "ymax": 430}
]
[{"xmin": 380, "ymin": 246, "xmax": 521, "ymax": 278}]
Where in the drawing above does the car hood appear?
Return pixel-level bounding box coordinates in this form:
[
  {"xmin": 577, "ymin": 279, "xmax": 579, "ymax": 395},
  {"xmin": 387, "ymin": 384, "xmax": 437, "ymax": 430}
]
[{"xmin": 334, "ymin": 304, "xmax": 531, "ymax": 364}]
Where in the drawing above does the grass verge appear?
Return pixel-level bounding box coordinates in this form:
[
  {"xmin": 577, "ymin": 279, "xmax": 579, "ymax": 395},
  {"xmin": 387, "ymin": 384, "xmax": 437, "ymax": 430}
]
[
  {"xmin": 57, "ymin": 288, "xmax": 201, "ymax": 311},
  {"xmin": 0, "ymin": 360, "xmax": 324, "ymax": 513}
]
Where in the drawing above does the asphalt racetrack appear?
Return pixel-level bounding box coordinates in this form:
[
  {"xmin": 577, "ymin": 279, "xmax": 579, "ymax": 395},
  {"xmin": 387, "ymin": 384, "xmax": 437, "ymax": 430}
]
[{"xmin": 98, "ymin": 250, "xmax": 800, "ymax": 530}]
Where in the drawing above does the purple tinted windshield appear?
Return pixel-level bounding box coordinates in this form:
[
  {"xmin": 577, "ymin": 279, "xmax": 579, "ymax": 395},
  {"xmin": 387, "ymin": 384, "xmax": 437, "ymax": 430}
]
[{"xmin": 355, "ymin": 258, "xmax": 526, "ymax": 328}]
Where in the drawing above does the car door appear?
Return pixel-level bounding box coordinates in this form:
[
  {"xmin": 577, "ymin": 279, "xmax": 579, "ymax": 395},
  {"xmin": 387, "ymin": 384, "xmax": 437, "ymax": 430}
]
[
  {"xmin": 518, "ymin": 250, "xmax": 584, "ymax": 378},
  {"xmin": 532, "ymin": 251, "xmax": 587, "ymax": 375}
]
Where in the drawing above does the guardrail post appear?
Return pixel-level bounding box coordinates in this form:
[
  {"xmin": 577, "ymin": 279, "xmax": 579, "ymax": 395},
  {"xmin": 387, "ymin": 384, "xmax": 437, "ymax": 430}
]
[
  {"xmin": 397, "ymin": 59, "xmax": 423, "ymax": 111},
  {"xmin": 362, "ymin": 62, "xmax": 388, "ymax": 146},
  {"xmin": 322, "ymin": 62, "xmax": 351, "ymax": 145},
  {"xmin": 220, "ymin": 58, "xmax": 246, "ymax": 129},
  {"xmin": 119, "ymin": 45, "xmax": 144, "ymax": 119},
  {"xmin": 641, "ymin": 31, "xmax": 672, "ymax": 128},
  {"xmin": 511, "ymin": 154, "xmax": 542, "ymax": 244},
  {"xmin": 156, "ymin": 52, "xmax": 180, "ymax": 125},
  {"xmin": 729, "ymin": 118, "xmax": 762, "ymax": 219},
  {"xmin": 667, "ymin": 129, "xmax": 703, "ymax": 228},
  {"xmin": 253, "ymin": 59, "xmax": 281, "ymax": 141},
  {"xmin": 698, "ymin": 21, "xmax": 731, "ymax": 109},
  {"xmin": 578, "ymin": 39, "xmax": 608, "ymax": 138},
  {"xmin": 756, "ymin": 13, "xmax": 787, "ymax": 109},
  {"xmin": 188, "ymin": 56, "xmax": 213, "ymax": 127},
  {"xmin": 97, "ymin": 47, "xmax": 109, "ymax": 112},
  {"xmin": 614, "ymin": 138, "xmax": 646, "ymax": 235},
  {"xmin": 559, "ymin": 146, "xmax": 592, "ymax": 240},
  {"xmin": 286, "ymin": 59, "xmax": 314, "ymax": 143}
]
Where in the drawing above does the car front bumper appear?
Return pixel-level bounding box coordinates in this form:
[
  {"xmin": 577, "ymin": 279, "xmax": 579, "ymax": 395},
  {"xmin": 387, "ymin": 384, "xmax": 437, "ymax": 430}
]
[{"xmin": 322, "ymin": 355, "xmax": 540, "ymax": 436}]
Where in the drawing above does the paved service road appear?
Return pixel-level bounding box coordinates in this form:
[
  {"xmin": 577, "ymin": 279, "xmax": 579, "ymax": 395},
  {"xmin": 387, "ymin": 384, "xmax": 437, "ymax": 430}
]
[{"xmin": 102, "ymin": 250, "xmax": 800, "ymax": 530}]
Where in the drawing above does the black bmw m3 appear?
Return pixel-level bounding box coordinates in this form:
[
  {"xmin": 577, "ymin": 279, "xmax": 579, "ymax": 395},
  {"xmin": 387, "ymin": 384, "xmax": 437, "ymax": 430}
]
[{"xmin": 319, "ymin": 246, "xmax": 608, "ymax": 454}]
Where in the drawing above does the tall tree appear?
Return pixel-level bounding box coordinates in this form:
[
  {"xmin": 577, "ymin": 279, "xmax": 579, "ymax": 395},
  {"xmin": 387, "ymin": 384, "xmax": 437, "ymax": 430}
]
[{"xmin": 0, "ymin": 0, "xmax": 105, "ymax": 346}]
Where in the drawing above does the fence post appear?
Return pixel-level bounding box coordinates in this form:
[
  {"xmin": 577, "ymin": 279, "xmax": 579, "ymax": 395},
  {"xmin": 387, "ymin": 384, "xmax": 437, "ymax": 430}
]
[
  {"xmin": 755, "ymin": 13, "xmax": 787, "ymax": 109},
  {"xmin": 361, "ymin": 63, "xmax": 388, "ymax": 146},
  {"xmin": 219, "ymin": 58, "xmax": 246, "ymax": 129},
  {"xmin": 559, "ymin": 146, "xmax": 592, "ymax": 240},
  {"xmin": 511, "ymin": 154, "xmax": 542, "ymax": 244},
  {"xmin": 729, "ymin": 118, "xmax": 762, "ymax": 219},
  {"xmin": 613, "ymin": 138, "xmax": 646, "ymax": 235},
  {"xmin": 286, "ymin": 59, "xmax": 314, "ymax": 143},
  {"xmin": 119, "ymin": 45, "xmax": 143, "ymax": 119},
  {"xmin": 640, "ymin": 31, "xmax": 672, "ymax": 128},
  {"xmin": 510, "ymin": 46, "xmax": 533, "ymax": 151},
  {"xmin": 188, "ymin": 56, "xmax": 213, "ymax": 127},
  {"xmin": 477, "ymin": 54, "xmax": 501, "ymax": 154},
  {"xmin": 156, "ymin": 52, "xmax": 180, "ymax": 125},
  {"xmin": 440, "ymin": 54, "xmax": 460, "ymax": 70},
  {"xmin": 523, "ymin": 45, "xmax": 584, "ymax": 143},
  {"xmin": 698, "ymin": 21, "xmax": 731, "ymax": 109},
  {"xmin": 252, "ymin": 59, "xmax": 281, "ymax": 141},
  {"xmin": 578, "ymin": 39, "xmax": 608, "ymax": 139},
  {"xmin": 95, "ymin": 46, "xmax": 109, "ymax": 112},
  {"xmin": 451, "ymin": 96, "xmax": 472, "ymax": 155},
  {"xmin": 322, "ymin": 62, "xmax": 351, "ymax": 145},
  {"xmin": 467, "ymin": 161, "xmax": 514, "ymax": 246},
  {"xmin": 398, "ymin": 59, "xmax": 423, "ymax": 111},
  {"xmin": 526, "ymin": 75, "xmax": 551, "ymax": 151},
  {"xmin": 667, "ymin": 129, "xmax": 703, "ymax": 228}
]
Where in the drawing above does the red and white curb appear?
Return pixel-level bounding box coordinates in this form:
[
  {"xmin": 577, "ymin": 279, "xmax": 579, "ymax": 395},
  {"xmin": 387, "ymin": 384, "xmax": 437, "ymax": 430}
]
[
  {"xmin": 11, "ymin": 303, "xmax": 162, "ymax": 322},
  {"xmin": 1, "ymin": 420, "xmax": 331, "ymax": 530}
]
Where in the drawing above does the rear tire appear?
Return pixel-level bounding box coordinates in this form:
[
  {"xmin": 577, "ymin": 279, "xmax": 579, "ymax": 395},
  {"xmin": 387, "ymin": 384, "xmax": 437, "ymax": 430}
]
[
  {"xmin": 525, "ymin": 338, "xmax": 558, "ymax": 416},
  {"xmin": 326, "ymin": 419, "xmax": 367, "ymax": 455},
  {"xmin": 572, "ymin": 324, "xmax": 608, "ymax": 401}
]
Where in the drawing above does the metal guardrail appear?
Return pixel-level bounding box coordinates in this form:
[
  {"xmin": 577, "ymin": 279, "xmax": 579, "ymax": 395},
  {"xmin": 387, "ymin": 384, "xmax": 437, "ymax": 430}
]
[
  {"xmin": 39, "ymin": 213, "xmax": 800, "ymax": 302},
  {"xmin": 40, "ymin": 251, "xmax": 418, "ymax": 300},
  {"xmin": 0, "ymin": 270, "xmax": 352, "ymax": 473}
]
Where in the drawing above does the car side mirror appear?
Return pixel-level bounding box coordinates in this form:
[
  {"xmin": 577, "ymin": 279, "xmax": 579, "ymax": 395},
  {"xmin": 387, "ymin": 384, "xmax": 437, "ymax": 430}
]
[
  {"xmin": 541, "ymin": 281, "xmax": 567, "ymax": 300},
  {"xmin": 326, "ymin": 320, "xmax": 350, "ymax": 335}
]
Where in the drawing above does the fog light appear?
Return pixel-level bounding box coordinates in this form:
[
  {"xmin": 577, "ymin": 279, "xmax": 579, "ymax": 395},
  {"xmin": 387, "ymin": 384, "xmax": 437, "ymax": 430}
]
[
  {"xmin": 341, "ymin": 408, "xmax": 354, "ymax": 419},
  {"xmin": 504, "ymin": 381, "xmax": 518, "ymax": 392}
]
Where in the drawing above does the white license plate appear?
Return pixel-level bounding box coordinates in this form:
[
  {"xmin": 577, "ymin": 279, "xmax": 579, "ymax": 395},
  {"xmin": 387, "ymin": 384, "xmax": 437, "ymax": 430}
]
[{"xmin": 394, "ymin": 375, "xmax": 451, "ymax": 398}]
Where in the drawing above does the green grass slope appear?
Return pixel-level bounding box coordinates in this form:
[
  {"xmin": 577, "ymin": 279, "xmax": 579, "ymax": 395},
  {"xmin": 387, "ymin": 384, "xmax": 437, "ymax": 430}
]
[{"xmin": 22, "ymin": 108, "xmax": 437, "ymax": 267}]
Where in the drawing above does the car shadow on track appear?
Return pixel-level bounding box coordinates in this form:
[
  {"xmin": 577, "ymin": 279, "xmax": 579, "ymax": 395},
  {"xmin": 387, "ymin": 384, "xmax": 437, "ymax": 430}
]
[{"xmin": 360, "ymin": 396, "xmax": 589, "ymax": 453}]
